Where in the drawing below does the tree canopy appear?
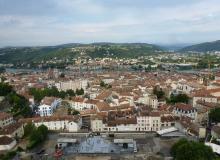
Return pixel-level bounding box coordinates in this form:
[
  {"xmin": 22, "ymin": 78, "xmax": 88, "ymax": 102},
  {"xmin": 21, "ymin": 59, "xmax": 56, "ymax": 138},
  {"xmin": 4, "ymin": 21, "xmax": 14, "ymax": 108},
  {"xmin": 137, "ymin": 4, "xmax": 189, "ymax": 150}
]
[
  {"xmin": 171, "ymin": 138, "xmax": 215, "ymax": 160},
  {"xmin": 29, "ymin": 87, "xmax": 83, "ymax": 103},
  {"xmin": 153, "ymin": 86, "xmax": 165, "ymax": 100},
  {"xmin": 167, "ymin": 93, "xmax": 189, "ymax": 104},
  {"xmin": 6, "ymin": 93, "xmax": 32, "ymax": 117},
  {"xmin": 0, "ymin": 82, "xmax": 13, "ymax": 96},
  {"xmin": 0, "ymin": 82, "xmax": 32, "ymax": 117},
  {"xmin": 25, "ymin": 123, "xmax": 48, "ymax": 149},
  {"xmin": 100, "ymin": 81, "xmax": 112, "ymax": 89},
  {"xmin": 209, "ymin": 107, "xmax": 220, "ymax": 123}
]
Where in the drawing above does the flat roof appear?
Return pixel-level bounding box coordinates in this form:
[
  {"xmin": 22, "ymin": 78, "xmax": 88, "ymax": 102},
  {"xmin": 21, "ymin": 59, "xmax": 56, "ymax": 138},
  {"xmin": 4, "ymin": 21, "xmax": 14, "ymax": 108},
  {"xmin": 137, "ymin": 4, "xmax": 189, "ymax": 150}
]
[
  {"xmin": 157, "ymin": 127, "xmax": 178, "ymax": 135},
  {"xmin": 57, "ymin": 138, "xmax": 77, "ymax": 143},
  {"xmin": 114, "ymin": 139, "xmax": 134, "ymax": 143},
  {"xmin": 161, "ymin": 131, "xmax": 186, "ymax": 137}
]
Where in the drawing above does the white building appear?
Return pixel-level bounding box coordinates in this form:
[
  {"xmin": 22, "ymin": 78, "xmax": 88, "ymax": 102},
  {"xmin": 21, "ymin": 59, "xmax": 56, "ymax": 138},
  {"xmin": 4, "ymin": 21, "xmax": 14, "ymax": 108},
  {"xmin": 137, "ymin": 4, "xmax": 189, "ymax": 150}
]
[
  {"xmin": 38, "ymin": 104, "xmax": 53, "ymax": 117},
  {"xmin": 91, "ymin": 112, "xmax": 162, "ymax": 132},
  {"xmin": 56, "ymin": 79, "xmax": 88, "ymax": 91},
  {"xmin": 38, "ymin": 97, "xmax": 61, "ymax": 117},
  {"xmin": 145, "ymin": 95, "xmax": 158, "ymax": 109},
  {"xmin": 68, "ymin": 97, "xmax": 98, "ymax": 111},
  {"xmin": 136, "ymin": 112, "xmax": 161, "ymax": 131},
  {"xmin": 91, "ymin": 116, "xmax": 104, "ymax": 132},
  {"xmin": 22, "ymin": 116, "xmax": 82, "ymax": 132}
]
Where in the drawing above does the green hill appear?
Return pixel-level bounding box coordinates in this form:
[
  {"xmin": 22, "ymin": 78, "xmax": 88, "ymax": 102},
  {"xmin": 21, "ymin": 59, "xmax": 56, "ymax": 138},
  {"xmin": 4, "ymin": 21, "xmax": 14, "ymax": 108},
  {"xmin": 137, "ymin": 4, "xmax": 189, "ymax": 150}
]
[
  {"xmin": 0, "ymin": 43, "xmax": 163, "ymax": 63},
  {"xmin": 179, "ymin": 40, "xmax": 220, "ymax": 52}
]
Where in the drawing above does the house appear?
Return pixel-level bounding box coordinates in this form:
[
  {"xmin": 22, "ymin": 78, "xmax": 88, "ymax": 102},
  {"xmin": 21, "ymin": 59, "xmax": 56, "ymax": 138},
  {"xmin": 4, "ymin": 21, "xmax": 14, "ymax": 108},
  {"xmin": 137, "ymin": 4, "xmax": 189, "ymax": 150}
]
[
  {"xmin": 175, "ymin": 116, "xmax": 206, "ymax": 138},
  {"xmin": 20, "ymin": 116, "xmax": 82, "ymax": 132},
  {"xmin": 177, "ymin": 80, "xmax": 202, "ymax": 95},
  {"xmin": 149, "ymin": 112, "xmax": 161, "ymax": 131},
  {"xmin": 95, "ymin": 90, "xmax": 112, "ymax": 102},
  {"xmin": 106, "ymin": 117, "xmax": 137, "ymax": 132},
  {"xmin": 0, "ymin": 112, "xmax": 13, "ymax": 128},
  {"xmin": 68, "ymin": 97, "xmax": 98, "ymax": 111},
  {"xmin": 38, "ymin": 97, "xmax": 61, "ymax": 116},
  {"xmin": 136, "ymin": 112, "xmax": 153, "ymax": 132},
  {"xmin": 0, "ymin": 136, "xmax": 16, "ymax": 151},
  {"xmin": 161, "ymin": 116, "xmax": 176, "ymax": 129},
  {"xmin": 172, "ymin": 103, "xmax": 197, "ymax": 120},
  {"xmin": 192, "ymin": 90, "xmax": 217, "ymax": 107},
  {"xmin": 91, "ymin": 115, "xmax": 105, "ymax": 132},
  {"xmin": 96, "ymin": 102, "xmax": 113, "ymax": 113},
  {"xmin": 0, "ymin": 122, "xmax": 24, "ymax": 138},
  {"xmin": 38, "ymin": 104, "xmax": 53, "ymax": 117},
  {"xmin": 146, "ymin": 95, "xmax": 158, "ymax": 109},
  {"xmin": 69, "ymin": 97, "xmax": 86, "ymax": 111},
  {"xmin": 56, "ymin": 79, "xmax": 88, "ymax": 91},
  {"xmin": 195, "ymin": 100, "xmax": 218, "ymax": 124}
]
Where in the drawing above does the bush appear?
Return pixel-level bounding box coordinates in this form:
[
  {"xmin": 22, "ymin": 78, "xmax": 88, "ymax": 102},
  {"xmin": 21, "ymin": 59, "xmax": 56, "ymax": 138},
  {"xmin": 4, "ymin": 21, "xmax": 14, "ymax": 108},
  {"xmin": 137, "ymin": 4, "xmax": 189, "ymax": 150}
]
[{"xmin": 0, "ymin": 151, "xmax": 17, "ymax": 160}]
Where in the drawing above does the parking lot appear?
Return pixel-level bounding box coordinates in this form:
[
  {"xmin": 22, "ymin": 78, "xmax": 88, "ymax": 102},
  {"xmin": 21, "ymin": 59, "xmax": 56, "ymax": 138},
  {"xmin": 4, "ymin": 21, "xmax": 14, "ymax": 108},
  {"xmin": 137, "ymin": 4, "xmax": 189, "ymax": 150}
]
[{"xmin": 18, "ymin": 132, "xmax": 181, "ymax": 160}]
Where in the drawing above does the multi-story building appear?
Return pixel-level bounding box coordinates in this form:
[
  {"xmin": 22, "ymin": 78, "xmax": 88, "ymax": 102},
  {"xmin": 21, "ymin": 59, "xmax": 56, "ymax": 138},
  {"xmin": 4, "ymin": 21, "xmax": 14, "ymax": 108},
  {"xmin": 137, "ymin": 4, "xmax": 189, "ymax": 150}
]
[
  {"xmin": 56, "ymin": 79, "xmax": 88, "ymax": 91},
  {"xmin": 38, "ymin": 97, "xmax": 61, "ymax": 117},
  {"xmin": 21, "ymin": 116, "xmax": 82, "ymax": 132},
  {"xmin": 172, "ymin": 103, "xmax": 197, "ymax": 120}
]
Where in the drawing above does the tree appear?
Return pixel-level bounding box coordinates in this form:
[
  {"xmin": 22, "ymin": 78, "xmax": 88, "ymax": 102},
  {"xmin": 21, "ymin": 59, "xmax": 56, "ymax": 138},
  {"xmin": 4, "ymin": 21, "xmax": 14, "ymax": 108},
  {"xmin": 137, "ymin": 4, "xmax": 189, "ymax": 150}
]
[
  {"xmin": 59, "ymin": 91, "xmax": 66, "ymax": 99},
  {"xmin": 167, "ymin": 93, "xmax": 189, "ymax": 104},
  {"xmin": 24, "ymin": 122, "xmax": 36, "ymax": 137},
  {"xmin": 100, "ymin": 81, "xmax": 105, "ymax": 87},
  {"xmin": 6, "ymin": 93, "xmax": 32, "ymax": 117},
  {"xmin": 153, "ymin": 86, "xmax": 165, "ymax": 99},
  {"xmin": 209, "ymin": 108, "xmax": 220, "ymax": 123},
  {"xmin": 171, "ymin": 138, "xmax": 215, "ymax": 160},
  {"xmin": 76, "ymin": 88, "xmax": 84, "ymax": 95},
  {"xmin": 66, "ymin": 89, "xmax": 75, "ymax": 96},
  {"xmin": 68, "ymin": 107, "xmax": 80, "ymax": 115},
  {"xmin": 0, "ymin": 82, "xmax": 13, "ymax": 96},
  {"xmin": 27, "ymin": 124, "xmax": 48, "ymax": 149},
  {"xmin": 37, "ymin": 124, "xmax": 48, "ymax": 139},
  {"xmin": 100, "ymin": 81, "xmax": 112, "ymax": 89}
]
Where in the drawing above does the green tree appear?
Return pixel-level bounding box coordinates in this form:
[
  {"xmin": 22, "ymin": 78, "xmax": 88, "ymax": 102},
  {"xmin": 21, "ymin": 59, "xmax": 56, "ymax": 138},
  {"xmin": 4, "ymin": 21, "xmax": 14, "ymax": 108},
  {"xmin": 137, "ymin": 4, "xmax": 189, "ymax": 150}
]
[
  {"xmin": 100, "ymin": 81, "xmax": 105, "ymax": 87},
  {"xmin": 66, "ymin": 89, "xmax": 75, "ymax": 96},
  {"xmin": 209, "ymin": 108, "xmax": 220, "ymax": 123},
  {"xmin": 153, "ymin": 86, "xmax": 165, "ymax": 99},
  {"xmin": 24, "ymin": 122, "xmax": 36, "ymax": 137},
  {"xmin": 59, "ymin": 91, "xmax": 66, "ymax": 99},
  {"xmin": 171, "ymin": 139, "xmax": 215, "ymax": 160},
  {"xmin": 27, "ymin": 124, "xmax": 48, "ymax": 149},
  {"xmin": 76, "ymin": 88, "xmax": 84, "ymax": 95},
  {"xmin": 167, "ymin": 93, "xmax": 189, "ymax": 104},
  {"xmin": 6, "ymin": 93, "xmax": 32, "ymax": 117},
  {"xmin": 0, "ymin": 82, "xmax": 13, "ymax": 96}
]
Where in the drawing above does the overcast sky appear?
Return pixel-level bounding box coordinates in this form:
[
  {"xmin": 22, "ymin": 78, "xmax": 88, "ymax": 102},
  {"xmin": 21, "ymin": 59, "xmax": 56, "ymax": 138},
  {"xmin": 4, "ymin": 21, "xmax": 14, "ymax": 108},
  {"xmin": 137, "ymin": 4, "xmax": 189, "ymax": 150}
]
[{"xmin": 0, "ymin": 0, "xmax": 220, "ymax": 47}]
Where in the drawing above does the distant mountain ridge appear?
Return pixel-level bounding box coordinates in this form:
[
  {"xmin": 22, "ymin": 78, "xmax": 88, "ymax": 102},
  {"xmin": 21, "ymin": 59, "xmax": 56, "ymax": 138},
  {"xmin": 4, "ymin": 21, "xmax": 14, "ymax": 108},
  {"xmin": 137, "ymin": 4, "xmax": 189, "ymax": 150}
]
[
  {"xmin": 179, "ymin": 40, "xmax": 220, "ymax": 52},
  {"xmin": 0, "ymin": 42, "xmax": 164, "ymax": 63}
]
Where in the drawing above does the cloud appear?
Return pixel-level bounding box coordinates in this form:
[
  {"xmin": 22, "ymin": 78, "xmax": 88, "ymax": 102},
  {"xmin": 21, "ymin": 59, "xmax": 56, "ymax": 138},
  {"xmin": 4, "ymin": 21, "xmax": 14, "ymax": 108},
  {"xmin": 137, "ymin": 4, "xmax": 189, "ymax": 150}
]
[{"xmin": 0, "ymin": 0, "xmax": 220, "ymax": 46}]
